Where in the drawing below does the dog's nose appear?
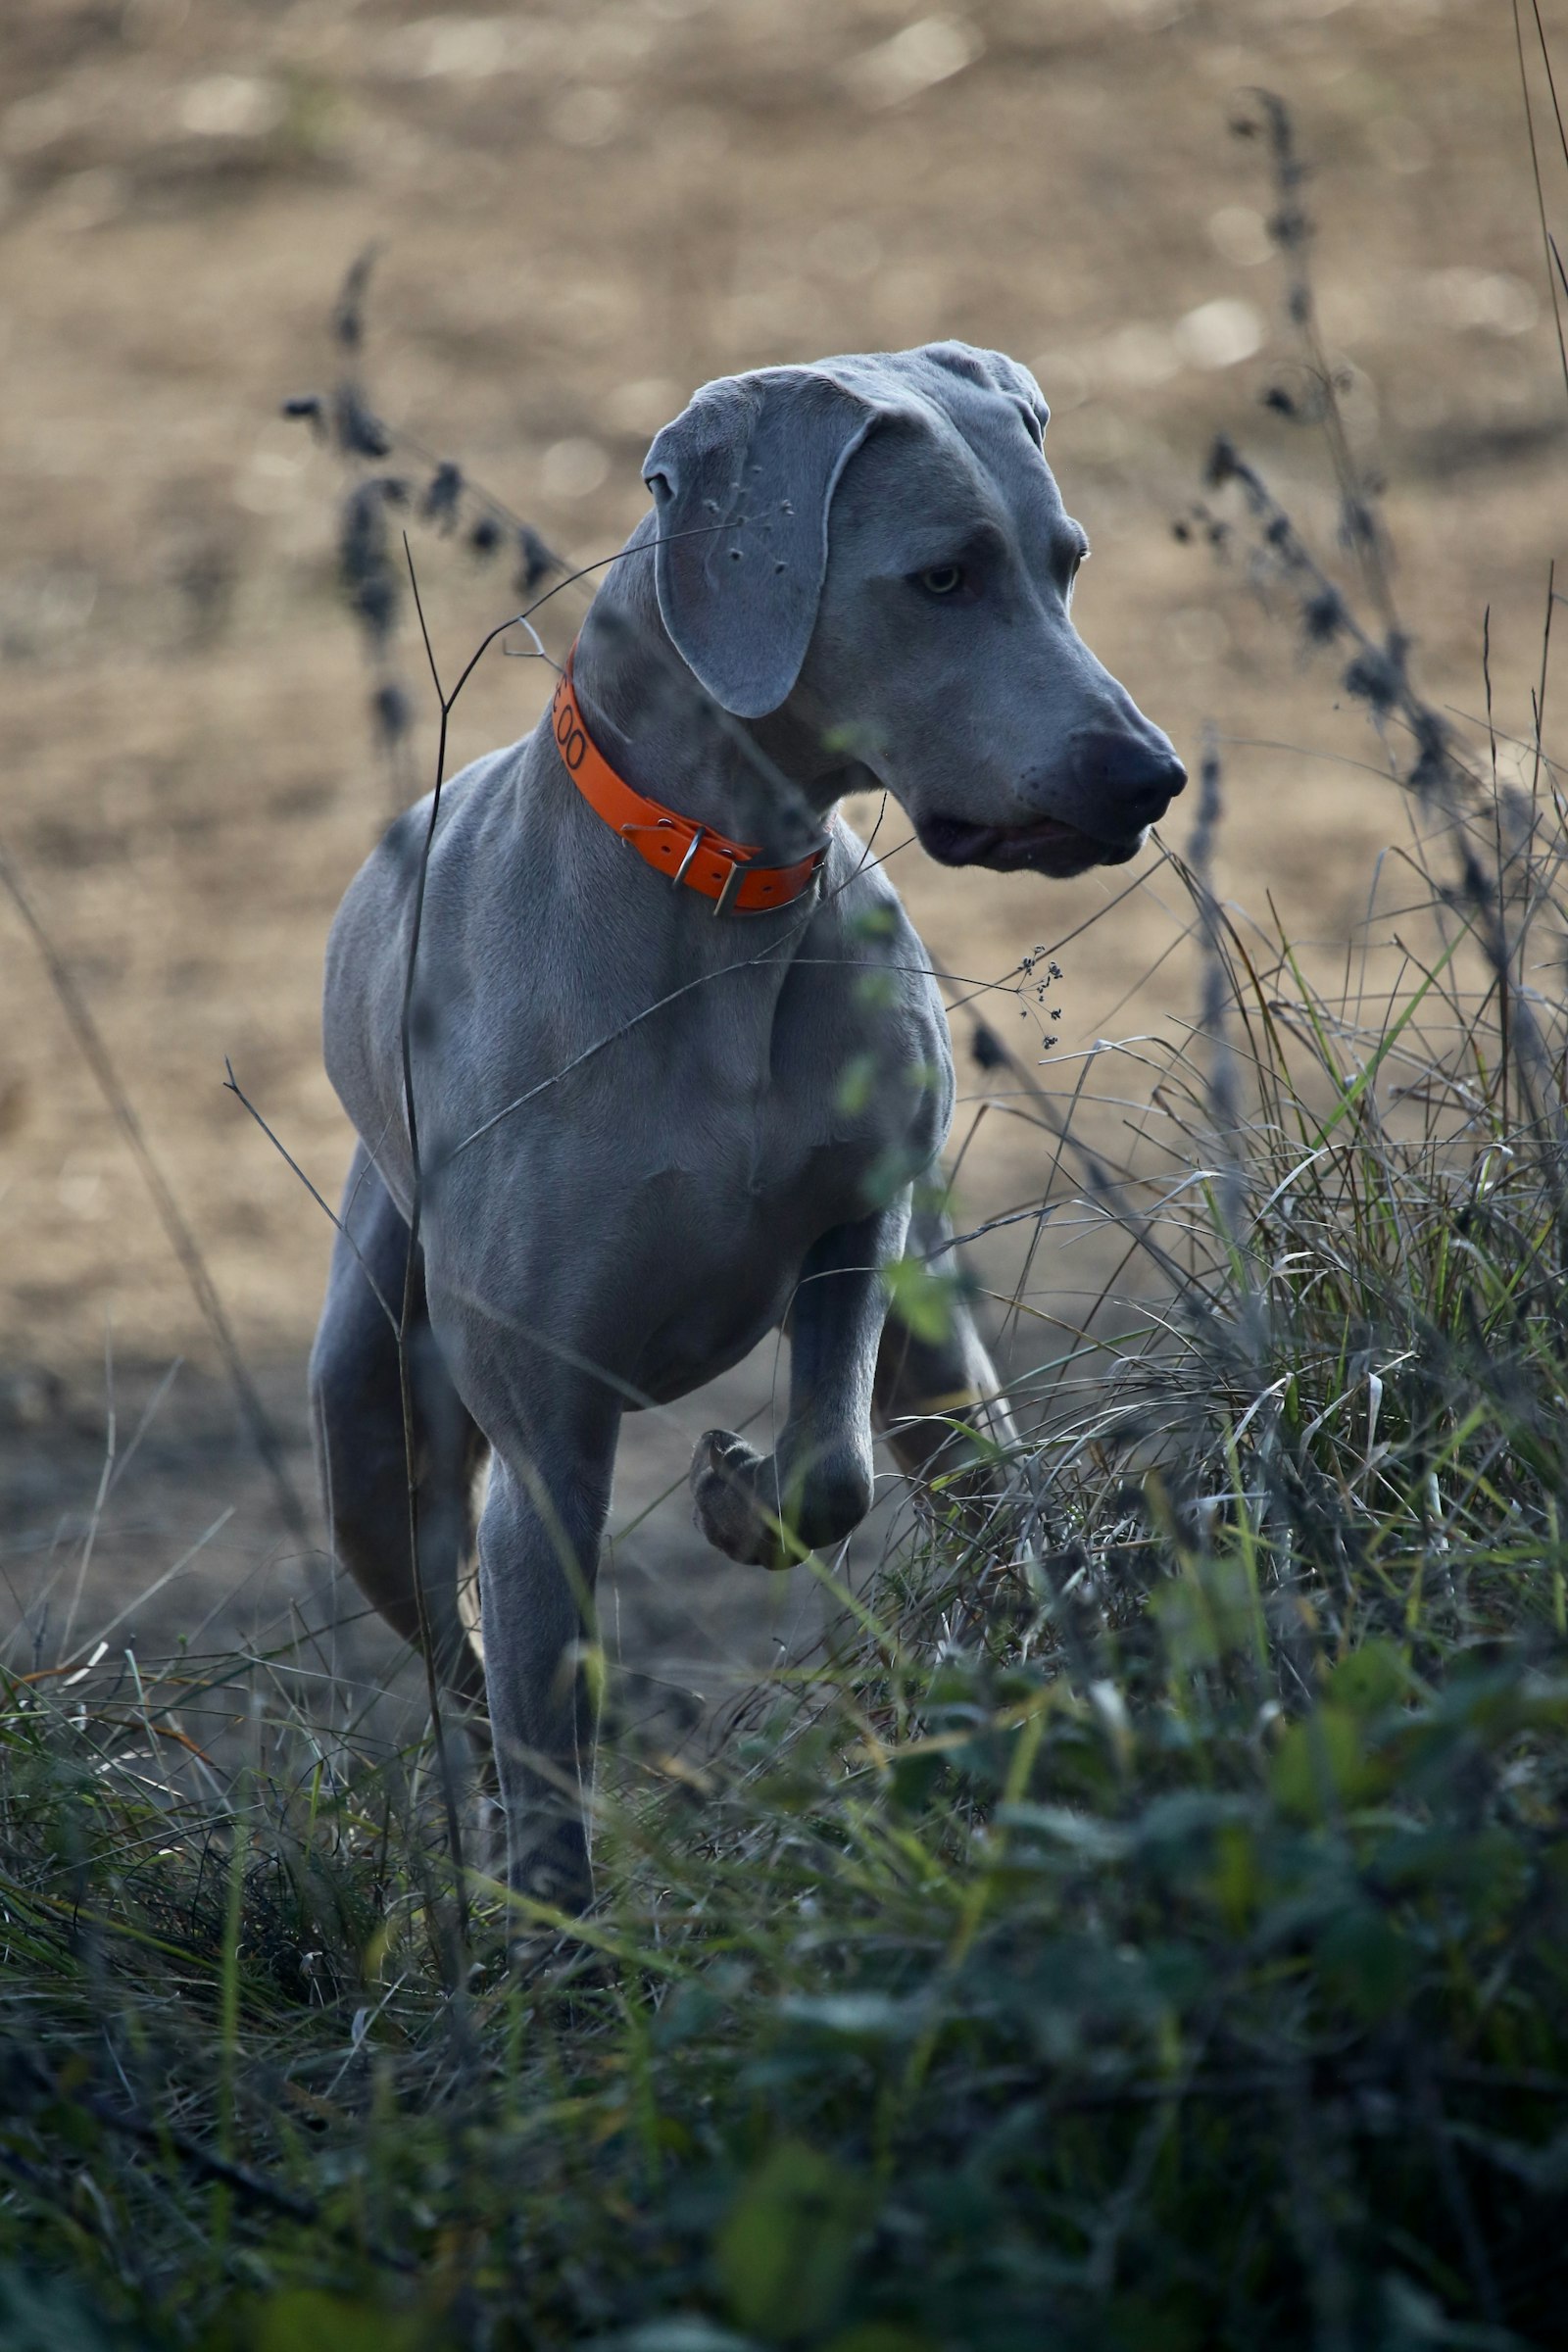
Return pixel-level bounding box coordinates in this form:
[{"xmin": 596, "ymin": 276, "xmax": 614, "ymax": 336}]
[{"xmin": 1072, "ymin": 729, "xmax": 1188, "ymax": 825}]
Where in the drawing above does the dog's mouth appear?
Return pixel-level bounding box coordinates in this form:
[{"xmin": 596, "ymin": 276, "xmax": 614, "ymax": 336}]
[{"xmin": 916, "ymin": 810, "xmax": 1145, "ymax": 879}]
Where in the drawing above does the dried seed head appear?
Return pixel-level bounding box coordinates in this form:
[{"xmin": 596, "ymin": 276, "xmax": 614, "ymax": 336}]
[
  {"xmin": 514, "ymin": 524, "xmax": 562, "ymax": 595},
  {"xmin": 971, "ymin": 1022, "xmax": 1007, "ymax": 1073},
  {"xmin": 422, "ymin": 461, "xmax": 464, "ymax": 533},
  {"xmin": 1204, "ymin": 436, "xmax": 1239, "ymax": 489},
  {"xmin": 332, "ymin": 381, "xmax": 392, "ymax": 462},
  {"xmin": 373, "ymin": 680, "xmax": 412, "ymax": 743},
  {"xmin": 339, "ymin": 480, "xmax": 400, "ymax": 646},
  {"xmin": 1340, "ymin": 496, "xmax": 1380, "ymax": 551},
  {"xmin": 1343, "ymin": 643, "xmax": 1401, "ymax": 717},
  {"xmin": 1302, "ymin": 588, "xmax": 1345, "ymax": 644},
  {"xmin": 332, "ymin": 245, "xmax": 378, "ymax": 353},
  {"xmin": 281, "ymin": 392, "xmax": 326, "ymax": 440},
  {"xmin": 1406, "ymin": 711, "xmax": 1455, "ymax": 799}
]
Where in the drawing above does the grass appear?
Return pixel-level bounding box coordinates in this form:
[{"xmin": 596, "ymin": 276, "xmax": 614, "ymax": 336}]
[
  {"xmin": 6, "ymin": 89, "xmax": 1568, "ymax": 2352},
  {"xmin": 7, "ymin": 708, "xmax": 1568, "ymax": 2346}
]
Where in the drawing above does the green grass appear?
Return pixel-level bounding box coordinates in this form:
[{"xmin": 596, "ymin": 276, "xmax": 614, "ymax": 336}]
[{"xmin": 6, "ymin": 736, "xmax": 1568, "ymax": 2348}]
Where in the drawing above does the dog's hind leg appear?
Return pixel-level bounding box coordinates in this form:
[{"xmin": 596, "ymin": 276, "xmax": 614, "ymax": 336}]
[
  {"xmin": 873, "ymin": 1200, "xmax": 1015, "ymax": 1489},
  {"xmin": 309, "ymin": 1142, "xmax": 489, "ymax": 1709}
]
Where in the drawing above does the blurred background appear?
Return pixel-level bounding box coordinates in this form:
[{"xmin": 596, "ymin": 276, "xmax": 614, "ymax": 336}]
[{"xmin": 2, "ymin": 0, "xmax": 1562, "ymax": 1720}]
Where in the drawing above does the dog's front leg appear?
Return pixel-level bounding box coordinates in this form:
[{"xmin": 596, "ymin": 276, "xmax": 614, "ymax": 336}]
[
  {"xmin": 692, "ymin": 1195, "xmax": 911, "ymax": 1569},
  {"xmin": 476, "ymin": 1402, "xmax": 618, "ymax": 1915}
]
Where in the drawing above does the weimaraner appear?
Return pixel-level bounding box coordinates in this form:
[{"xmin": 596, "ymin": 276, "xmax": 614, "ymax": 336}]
[{"xmin": 310, "ymin": 343, "xmax": 1185, "ymax": 1911}]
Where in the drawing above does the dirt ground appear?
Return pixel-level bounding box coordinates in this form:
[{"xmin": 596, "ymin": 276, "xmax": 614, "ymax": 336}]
[{"xmin": 2, "ymin": 0, "xmax": 1563, "ymax": 1725}]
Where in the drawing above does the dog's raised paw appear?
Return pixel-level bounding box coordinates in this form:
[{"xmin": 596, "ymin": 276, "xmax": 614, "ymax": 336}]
[
  {"xmin": 690, "ymin": 1428, "xmax": 788, "ymax": 1568},
  {"xmin": 690, "ymin": 1430, "xmax": 875, "ymax": 1565}
]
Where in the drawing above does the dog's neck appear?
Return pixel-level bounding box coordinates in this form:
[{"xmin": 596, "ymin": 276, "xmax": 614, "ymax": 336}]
[{"xmin": 564, "ymin": 514, "xmax": 856, "ymax": 858}]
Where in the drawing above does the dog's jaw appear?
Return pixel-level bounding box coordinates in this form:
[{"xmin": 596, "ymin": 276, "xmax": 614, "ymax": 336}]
[{"xmin": 914, "ymin": 810, "xmax": 1146, "ymax": 879}]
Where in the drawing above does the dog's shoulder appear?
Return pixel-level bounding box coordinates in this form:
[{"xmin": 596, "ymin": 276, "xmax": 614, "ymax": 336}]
[
  {"xmin": 321, "ymin": 737, "xmax": 533, "ymax": 1147},
  {"xmin": 791, "ymin": 816, "xmax": 953, "ymax": 1078},
  {"xmin": 812, "ymin": 814, "xmax": 936, "ymax": 970}
]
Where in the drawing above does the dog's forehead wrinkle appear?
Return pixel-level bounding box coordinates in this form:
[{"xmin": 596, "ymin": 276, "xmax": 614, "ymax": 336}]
[
  {"xmin": 870, "ymin": 428, "xmax": 1067, "ymax": 574},
  {"xmin": 837, "ymin": 423, "xmax": 1006, "ymax": 553}
]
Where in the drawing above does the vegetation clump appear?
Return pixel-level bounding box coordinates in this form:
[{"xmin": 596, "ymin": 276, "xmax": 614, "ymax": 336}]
[{"xmin": 6, "ymin": 685, "xmax": 1568, "ymax": 2343}]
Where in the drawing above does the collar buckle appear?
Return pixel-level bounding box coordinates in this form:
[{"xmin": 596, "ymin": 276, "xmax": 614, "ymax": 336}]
[
  {"xmin": 712, "ymin": 855, "xmax": 749, "ymax": 918},
  {"xmin": 555, "ymin": 645, "xmax": 829, "ymax": 918}
]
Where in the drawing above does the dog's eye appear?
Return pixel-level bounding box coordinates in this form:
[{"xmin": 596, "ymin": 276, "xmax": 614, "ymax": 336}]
[{"xmin": 917, "ymin": 564, "xmax": 965, "ymax": 598}]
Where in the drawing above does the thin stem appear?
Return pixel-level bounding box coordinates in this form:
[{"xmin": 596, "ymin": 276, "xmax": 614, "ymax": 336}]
[{"xmin": 395, "ymin": 538, "xmax": 470, "ymax": 1968}]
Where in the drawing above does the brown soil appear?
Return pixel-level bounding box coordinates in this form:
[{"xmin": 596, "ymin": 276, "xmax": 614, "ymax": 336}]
[{"xmin": 2, "ymin": 0, "xmax": 1562, "ymax": 1711}]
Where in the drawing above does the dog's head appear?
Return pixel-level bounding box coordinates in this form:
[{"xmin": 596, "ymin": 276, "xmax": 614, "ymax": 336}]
[{"xmin": 642, "ymin": 344, "xmax": 1185, "ymax": 879}]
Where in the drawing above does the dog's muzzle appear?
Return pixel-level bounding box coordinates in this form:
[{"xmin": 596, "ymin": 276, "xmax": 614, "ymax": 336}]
[{"xmin": 918, "ymin": 731, "xmax": 1187, "ymax": 879}]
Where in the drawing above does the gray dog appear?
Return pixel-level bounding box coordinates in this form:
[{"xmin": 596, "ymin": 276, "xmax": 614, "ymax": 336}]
[{"xmin": 311, "ymin": 343, "xmax": 1185, "ymax": 1909}]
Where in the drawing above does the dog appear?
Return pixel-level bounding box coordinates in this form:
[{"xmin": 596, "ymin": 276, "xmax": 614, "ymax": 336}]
[{"xmin": 310, "ymin": 343, "xmax": 1185, "ymax": 1909}]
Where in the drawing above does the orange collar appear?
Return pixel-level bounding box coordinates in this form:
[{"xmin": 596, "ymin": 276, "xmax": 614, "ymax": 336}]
[{"xmin": 549, "ymin": 648, "xmax": 829, "ymax": 916}]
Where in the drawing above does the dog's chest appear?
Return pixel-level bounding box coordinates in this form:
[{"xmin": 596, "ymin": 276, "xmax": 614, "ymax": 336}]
[
  {"xmin": 622, "ymin": 994, "xmax": 948, "ymax": 1367},
  {"xmin": 413, "ymin": 875, "xmax": 953, "ymax": 1399},
  {"xmin": 655, "ymin": 951, "xmax": 948, "ymax": 1208},
  {"xmin": 611, "ymin": 1143, "xmax": 873, "ymax": 1402},
  {"xmin": 626, "ymin": 1050, "xmax": 921, "ymax": 1243}
]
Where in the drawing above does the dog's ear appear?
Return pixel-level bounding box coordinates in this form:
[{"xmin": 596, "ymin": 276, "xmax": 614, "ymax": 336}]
[{"xmin": 643, "ymin": 368, "xmax": 883, "ymax": 720}]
